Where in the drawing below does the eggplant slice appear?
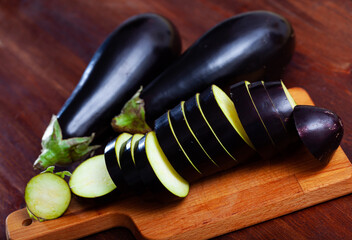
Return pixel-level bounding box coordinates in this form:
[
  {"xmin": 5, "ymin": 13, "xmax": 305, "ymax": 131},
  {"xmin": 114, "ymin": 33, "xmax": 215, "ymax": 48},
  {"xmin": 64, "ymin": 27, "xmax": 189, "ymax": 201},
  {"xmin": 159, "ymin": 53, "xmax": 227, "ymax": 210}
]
[
  {"xmin": 293, "ymin": 105, "xmax": 343, "ymax": 164},
  {"xmin": 70, "ymin": 155, "xmax": 116, "ymax": 198}
]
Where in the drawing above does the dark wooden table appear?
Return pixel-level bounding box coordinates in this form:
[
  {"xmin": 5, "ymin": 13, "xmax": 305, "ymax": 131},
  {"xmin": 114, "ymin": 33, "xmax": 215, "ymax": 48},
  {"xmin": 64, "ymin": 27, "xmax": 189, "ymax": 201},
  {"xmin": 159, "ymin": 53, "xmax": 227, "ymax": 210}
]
[{"xmin": 1, "ymin": 0, "xmax": 352, "ymax": 239}]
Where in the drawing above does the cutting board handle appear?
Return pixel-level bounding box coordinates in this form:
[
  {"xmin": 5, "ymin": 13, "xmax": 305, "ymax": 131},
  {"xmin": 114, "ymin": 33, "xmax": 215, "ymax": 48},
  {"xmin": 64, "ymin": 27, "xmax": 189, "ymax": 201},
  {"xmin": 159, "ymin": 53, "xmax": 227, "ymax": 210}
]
[{"xmin": 5, "ymin": 201, "xmax": 143, "ymax": 240}]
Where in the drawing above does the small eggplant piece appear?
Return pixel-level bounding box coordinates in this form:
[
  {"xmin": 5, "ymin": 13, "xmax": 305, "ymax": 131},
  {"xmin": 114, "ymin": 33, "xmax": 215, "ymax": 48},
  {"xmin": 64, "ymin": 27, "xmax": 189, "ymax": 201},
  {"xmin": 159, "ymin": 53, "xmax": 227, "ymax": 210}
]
[
  {"xmin": 104, "ymin": 133, "xmax": 131, "ymax": 191},
  {"xmin": 198, "ymin": 85, "xmax": 258, "ymax": 165},
  {"xmin": 248, "ymin": 82, "xmax": 291, "ymax": 151},
  {"xmin": 119, "ymin": 134, "xmax": 145, "ymax": 193},
  {"xmin": 134, "ymin": 132, "xmax": 189, "ymax": 199},
  {"xmin": 183, "ymin": 94, "xmax": 236, "ymax": 170},
  {"xmin": 169, "ymin": 103, "xmax": 219, "ymax": 177},
  {"xmin": 154, "ymin": 111, "xmax": 202, "ymax": 182},
  {"xmin": 34, "ymin": 13, "xmax": 182, "ymax": 170},
  {"xmin": 293, "ymin": 105, "xmax": 344, "ymax": 164},
  {"xmin": 230, "ymin": 81, "xmax": 276, "ymax": 159},
  {"xmin": 113, "ymin": 10, "xmax": 295, "ymax": 133}
]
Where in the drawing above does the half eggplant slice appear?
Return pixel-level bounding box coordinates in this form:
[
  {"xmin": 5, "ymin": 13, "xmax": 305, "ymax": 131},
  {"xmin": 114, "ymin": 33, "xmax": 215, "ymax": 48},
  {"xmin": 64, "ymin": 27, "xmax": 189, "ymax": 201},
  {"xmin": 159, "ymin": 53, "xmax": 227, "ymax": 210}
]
[
  {"xmin": 230, "ymin": 81, "xmax": 276, "ymax": 159},
  {"xmin": 293, "ymin": 105, "xmax": 343, "ymax": 164},
  {"xmin": 155, "ymin": 111, "xmax": 201, "ymax": 182},
  {"xmin": 248, "ymin": 81, "xmax": 291, "ymax": 152},
  {"xmin": 69, "ymin": 154, "xmax": 117, "ymax": 198},
  {"xmin": 169, "ymin": 103, "xmax": 219, "ymax": 177},
  {"xmin": 134, "ymin": 132, "xmax": 189, "ymax": 200},
  {"xmin": 198, "ymin": 85, "xmax": 258, "ymax": 165}
]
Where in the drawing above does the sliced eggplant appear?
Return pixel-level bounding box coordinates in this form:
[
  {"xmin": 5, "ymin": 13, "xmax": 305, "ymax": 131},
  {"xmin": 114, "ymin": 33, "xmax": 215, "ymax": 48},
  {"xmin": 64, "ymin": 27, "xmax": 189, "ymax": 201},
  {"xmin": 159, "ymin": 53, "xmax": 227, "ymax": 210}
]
[
  {"xmin": 169, "ymin": 103, "xmax": 219, "ymax": 177},
  {"xmin": 104, "ymin": 134, "xmax": 131, "ymax": 191},
  {"xmin": 230, "ymin": 81, "xmax": 275, "ymax": 159},
  {"xmin": 198, "ymin": 85, "xmax": 258, "ymax": 165},
  {"xmin": 134, "ymin": 132, "xmax": 189, "ymax": 199},
  {"xmin": 263, "ymin": 81, "xmax": 296, "ymax": 130},
  {"xmin": 293, "ymin": 105, "xmax": 343, "ymax": 164},
  {"xmin": 183, "ymin": 94, "xmax": 237, "ymax": 170},
  {"xmin": 25, "ymin": 167, "xmax": 71, "ymax": 221},
  {"xmin": 248, "ymin": 81, "xmax": 291, "ymax": 151},
  {"xmin": 119, "ymin": 134, "xmax": 145, "ymax": 193},
  {"xmin": 69, "ymin": 155, "xmax": 116, "ymax": 198},
  {"xmin": 154, "ymin": 111, "xmax": 201, "ymax": 182}
]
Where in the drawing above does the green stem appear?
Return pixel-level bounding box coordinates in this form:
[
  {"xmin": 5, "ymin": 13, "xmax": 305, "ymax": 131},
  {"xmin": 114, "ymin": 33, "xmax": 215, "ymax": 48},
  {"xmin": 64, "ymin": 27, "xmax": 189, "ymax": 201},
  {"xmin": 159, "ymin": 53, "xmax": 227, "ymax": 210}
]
[
  {"xmin": 111, "ymin": 87, "xmax": 152, "ymax": 134},
  {"xmin": 33, "ymin": 116, "xmax": 100, "ymax": 170}
]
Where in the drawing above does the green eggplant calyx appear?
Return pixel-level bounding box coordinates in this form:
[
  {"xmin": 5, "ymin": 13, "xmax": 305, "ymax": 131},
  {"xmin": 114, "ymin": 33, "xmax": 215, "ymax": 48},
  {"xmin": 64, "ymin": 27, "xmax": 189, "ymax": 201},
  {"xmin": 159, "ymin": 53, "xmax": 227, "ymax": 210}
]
[
  {"xmin": 33, "ymin": 115, "xmax": 100, "ymax": 170},
  {"xmin": 111, "ymin": 87, "xmax": 152, "ymax": 134}
]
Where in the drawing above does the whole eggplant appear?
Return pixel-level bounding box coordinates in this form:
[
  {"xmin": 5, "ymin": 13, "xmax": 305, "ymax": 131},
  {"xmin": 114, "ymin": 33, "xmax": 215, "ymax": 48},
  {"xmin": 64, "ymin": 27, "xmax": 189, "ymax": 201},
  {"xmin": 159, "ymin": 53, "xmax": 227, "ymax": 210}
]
[
  {"xmin": 34, "ymin": 13, "xmax": 182, "ymax": 170},
  {"xmin": 112, "ymin": 10, "xmax": 295, "ymax": 133}
]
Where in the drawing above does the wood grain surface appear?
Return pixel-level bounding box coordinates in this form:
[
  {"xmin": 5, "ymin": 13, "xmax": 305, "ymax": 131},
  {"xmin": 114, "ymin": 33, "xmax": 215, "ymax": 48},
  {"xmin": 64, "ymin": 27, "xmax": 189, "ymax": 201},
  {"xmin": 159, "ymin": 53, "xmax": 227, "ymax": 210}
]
[{"xmin": 1, "ymin": 0, "xmax": 352, "ymax": 239}]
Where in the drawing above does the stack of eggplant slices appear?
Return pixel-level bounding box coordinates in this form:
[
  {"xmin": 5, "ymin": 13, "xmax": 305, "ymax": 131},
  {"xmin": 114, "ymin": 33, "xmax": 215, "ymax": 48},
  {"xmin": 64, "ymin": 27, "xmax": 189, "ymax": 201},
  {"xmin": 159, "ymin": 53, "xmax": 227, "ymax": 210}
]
[{"xmin": 24, "ymin": 11, "xmax": 343, "ymax": 222}]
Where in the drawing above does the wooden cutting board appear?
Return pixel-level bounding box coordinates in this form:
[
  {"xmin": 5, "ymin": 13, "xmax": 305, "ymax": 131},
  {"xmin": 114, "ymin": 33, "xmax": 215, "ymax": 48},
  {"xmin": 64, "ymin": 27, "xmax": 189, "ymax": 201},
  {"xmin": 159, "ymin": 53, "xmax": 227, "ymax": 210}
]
[{"xmin": 6, "ymin": 88, "xmax": 352, "ymax": 240}]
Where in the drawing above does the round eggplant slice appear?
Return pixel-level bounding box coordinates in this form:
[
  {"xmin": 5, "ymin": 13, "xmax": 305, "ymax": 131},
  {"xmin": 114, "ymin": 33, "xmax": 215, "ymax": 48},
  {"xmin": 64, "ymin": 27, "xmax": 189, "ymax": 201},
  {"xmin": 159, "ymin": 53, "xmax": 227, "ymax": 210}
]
[
  {"xmin": 230, "ymin": 81, "xmax": 275, "ymax": 159},
  {"xmin": 248, "ymin": 81, "xmax": 291, "ymax": 152},
  {"xmin": 135, "ymin": 133, "xmax": 189, "ymax": 200},
  {"xmin": 154, "ymin": 111, "xmax": 201, "ymax": 182},
  {"xmin": 104, "ymin": 134, "xmax": 130, "ymax": 191},
  {"xmin": 70, "ymin": 155, "xmax": 117, "ymax": 198},
  {"xmin": 263, "ymin": 81, "xmax": 296, "ymax": 130},
  {"xmin": 25, "ymin": 170, "xmax": 71, "ymax": 221},
  {"xmin": 183, "ymin": 94, "xmax": 236, "ymax": 170},
  {"xmin": 198, "ymin": 85, "xmax": 258, "ymax": 164},
  {"xmin": 119, "ymin": 134, "xmax": 145, "ymax": 193},
  {"xmin": 293, "ymin": 105, "xmax": 343, "ymax": 164},
  {"xmin": 169, "ymin": 103, "xmax": 219, "ymax": 177}
]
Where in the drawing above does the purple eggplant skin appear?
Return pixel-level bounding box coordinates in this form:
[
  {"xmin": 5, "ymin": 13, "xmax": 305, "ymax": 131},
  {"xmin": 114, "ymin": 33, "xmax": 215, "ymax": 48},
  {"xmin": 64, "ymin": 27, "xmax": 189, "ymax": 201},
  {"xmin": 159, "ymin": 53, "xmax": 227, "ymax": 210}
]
[
  {"xmin": 113, "ymin": 10, "xmax": 295, "ymax": 133},
  {"xmin": 230, "ymin": 81, "xmax": 276, "ymax": 159},
  {"xmin": 59, "ymin": 13, "xmax": 181, "ymax": 141},
  {"xmin": 34, "ymin": 13, "xmax": 181, "ymax": 170},
  {"xmin": 248, "ymin": 82, "xmax": 291, "ymax": 152},
  {"xmin": 293, "ymin": 105, "xmax": 344, "ymax": 164}
]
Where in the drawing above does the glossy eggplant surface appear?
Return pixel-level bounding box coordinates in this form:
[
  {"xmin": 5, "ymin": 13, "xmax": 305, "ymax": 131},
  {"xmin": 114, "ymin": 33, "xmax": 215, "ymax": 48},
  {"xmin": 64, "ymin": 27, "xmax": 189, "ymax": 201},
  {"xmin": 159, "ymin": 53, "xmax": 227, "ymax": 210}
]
[{"xmin": 139, "ymin": 10, "xmax": 295, "ymax": 127}]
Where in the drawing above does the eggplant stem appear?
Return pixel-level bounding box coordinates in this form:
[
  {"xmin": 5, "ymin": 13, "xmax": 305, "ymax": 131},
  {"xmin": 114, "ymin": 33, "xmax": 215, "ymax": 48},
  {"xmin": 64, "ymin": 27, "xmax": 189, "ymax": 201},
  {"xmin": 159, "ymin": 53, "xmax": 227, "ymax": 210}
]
[
  {"xmin": 111, "ymin": 87, "xmax": 152, "ymax": 134},
  {"xmin": 33, "ymin": 115, "xmax": 100, "ymax": 170}
]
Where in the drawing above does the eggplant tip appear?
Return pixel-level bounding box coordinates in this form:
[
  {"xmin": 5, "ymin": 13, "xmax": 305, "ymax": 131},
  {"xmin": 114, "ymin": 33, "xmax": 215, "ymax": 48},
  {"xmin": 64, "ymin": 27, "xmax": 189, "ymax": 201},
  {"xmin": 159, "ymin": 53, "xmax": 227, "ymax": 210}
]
[{"xmin": 293, "ymin": 105, "xmax": 344, "ymax": 164}]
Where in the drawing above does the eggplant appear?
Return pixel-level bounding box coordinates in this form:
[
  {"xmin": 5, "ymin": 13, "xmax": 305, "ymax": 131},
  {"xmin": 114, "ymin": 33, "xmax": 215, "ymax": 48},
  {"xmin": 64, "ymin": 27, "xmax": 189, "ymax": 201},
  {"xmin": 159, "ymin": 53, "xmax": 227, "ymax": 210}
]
[
  {"xmin": 134, "ymin": 132, "xmax": 189, "ymax": 199},
  {"xmin": 25, "ymin": 167, "xmax": 71, "ymax": 221},
  {"xmin": 183, "ymin": 94, "xmax": 235, "ymax": 170},
  {"xmin": 34, "ymin": 13, "xmax": 182, "ymax": 170},
  {"xmin": 248, "ymin": 82, "xmax": 291, "ymax": 151},
  {"xmin": 113, "ymin": 10, "xmax": 295, "ymax": 133},
  {"xmin": 230, "ymin": 81, "xmax": 276, "ymax": 159},
  {"xmin": 154, "ymin": 111, "xmax": 202, "ymax": 182},
  {"xmin": 293, "ymin": 105, "xmax": 343, "ymax": 164},
  {"xmin": 198, "ymin": 85, "xmax": 258, "ymax": 165},
  {"xmin": 169, "ymin": 103, "xmax": 219, "ymax": 177}
]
